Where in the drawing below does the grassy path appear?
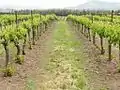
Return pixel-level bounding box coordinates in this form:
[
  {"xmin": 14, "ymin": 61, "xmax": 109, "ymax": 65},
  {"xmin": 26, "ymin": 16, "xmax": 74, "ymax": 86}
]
[{"xmin": 35, "ymin": 21, "xmax": 88, "ymax": 90}]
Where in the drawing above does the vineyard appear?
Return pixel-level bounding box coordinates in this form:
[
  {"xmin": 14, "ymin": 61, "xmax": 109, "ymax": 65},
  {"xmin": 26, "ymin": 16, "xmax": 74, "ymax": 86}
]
[{"xmin": 0, "ymin": 10, "xmax": 120, "ymax": 90}]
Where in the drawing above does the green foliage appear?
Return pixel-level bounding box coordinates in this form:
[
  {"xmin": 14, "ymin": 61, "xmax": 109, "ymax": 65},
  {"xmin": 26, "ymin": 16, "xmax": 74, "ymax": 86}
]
[
  {"xmin": 100, "ymin": 87, "xmax": 109, "ymax": 90},
  {"xmin": 26, "ymin": 79, "xmax": 36, "ymax": 90},
  {"xmin": 4, "ymin": 64, "xmax": 16, "ymax": 77},
  {"xmin": 67, "ymin": 15, "xmax": 120, "ymax": 45},
  {"xmin": 15, "ymin": 55, "xmax": 24, "ymax": 64}
]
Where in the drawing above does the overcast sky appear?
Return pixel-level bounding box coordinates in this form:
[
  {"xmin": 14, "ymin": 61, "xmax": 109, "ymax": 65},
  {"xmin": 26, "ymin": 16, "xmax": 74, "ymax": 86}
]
[{"xmin": 0, "ymin": 0, "xmax": 120, "ymax": 9}]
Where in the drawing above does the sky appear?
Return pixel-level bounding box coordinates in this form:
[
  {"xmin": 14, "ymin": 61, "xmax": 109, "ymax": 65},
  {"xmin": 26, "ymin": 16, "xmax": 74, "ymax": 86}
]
[{"xmin": 0, "ymin": 0, "xmax": 120, "ymax": 9}]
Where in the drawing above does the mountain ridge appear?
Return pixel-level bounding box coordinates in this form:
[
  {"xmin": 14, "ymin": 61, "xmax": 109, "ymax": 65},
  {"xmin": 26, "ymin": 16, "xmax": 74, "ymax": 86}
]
[{"xmin": 67, "ymin": 0, "xmax": 120, "ymax": 10}]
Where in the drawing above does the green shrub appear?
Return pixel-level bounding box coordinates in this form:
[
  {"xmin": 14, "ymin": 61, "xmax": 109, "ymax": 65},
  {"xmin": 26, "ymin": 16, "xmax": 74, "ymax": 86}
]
[
  {"xmin": 15, "ymin": 55, "xmax": 24, "ymax": 64},
  {"xmin": 4, "ymin": 64, "xmax": 16, "ymax": 77}
]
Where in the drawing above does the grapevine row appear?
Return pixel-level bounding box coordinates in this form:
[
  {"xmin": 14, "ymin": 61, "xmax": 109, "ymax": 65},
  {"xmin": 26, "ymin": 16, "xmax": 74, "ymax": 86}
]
[
  {"xmin": 0, "ymin": 13, "xmax": 57, "ymax": 76},
  {"xmin": 67, "ymin": 15, "xmax": 120, "ymax": 71}
]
